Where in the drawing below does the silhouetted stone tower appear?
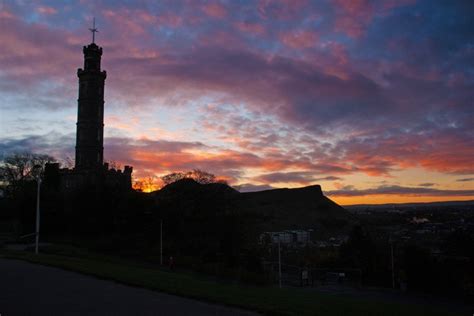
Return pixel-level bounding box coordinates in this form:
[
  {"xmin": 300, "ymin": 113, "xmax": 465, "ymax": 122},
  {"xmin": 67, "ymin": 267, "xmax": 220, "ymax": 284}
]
[
  {"xmin": 43, "ymin": 20, "xmax": 133, "ymax": 193},
  {"xmin": 75, "ymin": 24, "xmax": 106, "ymax": 171}
]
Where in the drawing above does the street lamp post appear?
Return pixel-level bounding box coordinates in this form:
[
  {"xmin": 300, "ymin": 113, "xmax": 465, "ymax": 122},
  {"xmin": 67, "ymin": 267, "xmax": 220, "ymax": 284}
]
[
  {"xmin": 390, "ymin": 236, "xmax": 395, "ymax": 289},
  {"xmin": 277, "ymin": 234, "xmax": 282, "ymax": 288},
  {"xmin": 34, "ymin": 172, "xmax": 42, "ymax": 255}
]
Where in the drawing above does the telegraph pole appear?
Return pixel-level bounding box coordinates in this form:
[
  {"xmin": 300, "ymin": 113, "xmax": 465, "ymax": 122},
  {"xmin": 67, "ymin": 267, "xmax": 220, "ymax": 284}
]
[
  {"xmin": 35, "ymin": 173, "xmax": 41, "ymax": 254},
  {"xmin": 160, "ymin": 219, "xmax": 163, "ymax": 265}
]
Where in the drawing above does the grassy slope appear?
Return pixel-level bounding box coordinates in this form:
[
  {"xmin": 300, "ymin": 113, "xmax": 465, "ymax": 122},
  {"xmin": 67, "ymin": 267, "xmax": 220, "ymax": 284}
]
[{"xmin": 0, "ymin": 249, "xmax": 461, "ymax": 316}]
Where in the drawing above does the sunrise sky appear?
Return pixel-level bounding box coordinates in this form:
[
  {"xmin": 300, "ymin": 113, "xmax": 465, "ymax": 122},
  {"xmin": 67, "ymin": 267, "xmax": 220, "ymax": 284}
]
[{"xmin": 0, "ymin": 0, "xmax": 473, "ymax": 204}]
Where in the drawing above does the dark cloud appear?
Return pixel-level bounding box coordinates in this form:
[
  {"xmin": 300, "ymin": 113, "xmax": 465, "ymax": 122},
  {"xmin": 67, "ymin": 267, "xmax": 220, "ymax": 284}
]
[
  {"xmin": 418, "ymin": 183, "xmax": 436, "ymax": 187},
  {"xmin": 457, "ymin": 178, "xmax": 474, "ymax": 182},
  {"xmin": 326, "ymin": 185, "xmax": 474, "ymax": 197},
  {"xmin": 254, "ymin": 172, "xmax": 343, "ymax": 185},
  {"xmin": 235, "ymin": 183, "xmax": 275, "ymax": 193},
  {"xmin": 315, "ymin": 176, "xmax": 342, "ymax": 181},
  {"xmin": 254, "ymin": 171, "xmax": 318, "ymax": 184},
  {"xmin": 0, "ymin": 133, "xmax": 74, "ymax": 160}
]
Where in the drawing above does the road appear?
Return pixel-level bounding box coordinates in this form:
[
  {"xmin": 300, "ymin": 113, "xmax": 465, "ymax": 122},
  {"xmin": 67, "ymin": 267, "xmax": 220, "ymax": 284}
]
[{"xmin": 0, "ymin": 259, "xmax": 259, "ymax": 316}]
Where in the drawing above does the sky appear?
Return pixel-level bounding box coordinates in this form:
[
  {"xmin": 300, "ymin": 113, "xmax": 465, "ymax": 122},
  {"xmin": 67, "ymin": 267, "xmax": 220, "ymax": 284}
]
[{"xmin": 0, "ymin": 0, "xmax": 473, "ymax": 205}]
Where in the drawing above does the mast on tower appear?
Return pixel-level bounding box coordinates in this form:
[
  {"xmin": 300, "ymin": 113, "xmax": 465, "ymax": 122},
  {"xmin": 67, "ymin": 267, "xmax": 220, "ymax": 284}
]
[{"xmin": 89, "ymin": 17, "xmax": 99, "ymax": 44}]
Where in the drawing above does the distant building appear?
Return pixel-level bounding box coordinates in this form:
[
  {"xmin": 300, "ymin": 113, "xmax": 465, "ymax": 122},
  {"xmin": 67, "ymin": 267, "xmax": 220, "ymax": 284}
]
[
  {"xmin": 45, "ymin": 34, "xmax": 132, "ymax": 192},
  {"xmin": 411, "ymin": 216, "xmax": 430, "ymax": 224},
  {"xmin": 261, "ymin": 229, "xmax": 313, "ymax": 246}
]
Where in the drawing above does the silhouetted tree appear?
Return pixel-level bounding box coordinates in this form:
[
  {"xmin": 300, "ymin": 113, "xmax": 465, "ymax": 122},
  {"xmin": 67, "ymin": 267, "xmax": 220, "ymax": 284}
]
[
  {"xmin": 62, "ymin": 156, "xmax": 75, "ymax": 169},
  {"xmin": 0, "ymin": 152, "xmax": 56, "ymax": 197},
  {"xmin": 161, "ymin": 169, "xmax": 219, "ymax": 185},
  {"xmin": 189, "ymin": 169, "xmax": 216, "ymax": 184},
  {"xmin": 133, "ymin": 176, "xmax": 160, "ymax": 192},
  {"xmin": 161, "ymin": 172, "xmax": 185, "ymax": 185},
  {"xmin": 0, "ymin": 152, "xmax": 56, "ymax": 235}
]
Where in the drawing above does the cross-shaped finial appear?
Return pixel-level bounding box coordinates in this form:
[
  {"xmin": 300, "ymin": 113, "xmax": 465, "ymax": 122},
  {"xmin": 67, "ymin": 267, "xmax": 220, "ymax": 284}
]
[{"xmin": 89, "ymin": 17, "xmax": 98, "ymax": 43}]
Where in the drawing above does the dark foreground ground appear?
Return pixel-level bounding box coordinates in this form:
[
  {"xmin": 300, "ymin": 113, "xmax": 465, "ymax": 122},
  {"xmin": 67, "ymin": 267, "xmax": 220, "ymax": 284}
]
[
  {"xmin": 1, "ymin": 250, "xmax": 469, "ymax": 316},
  {"xmin": 0, "ymin": 259, "xmax": 258, "ymax": 316}
]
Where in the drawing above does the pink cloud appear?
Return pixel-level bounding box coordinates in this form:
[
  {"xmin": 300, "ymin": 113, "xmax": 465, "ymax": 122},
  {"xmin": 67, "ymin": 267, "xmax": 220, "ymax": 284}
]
[
  {"xmin": 258, "ymin": 0, "xmax": 308, "ymax": 20},
  {"xmin": 332, "ymin": 0, "xmax": 375, "ymax": 38},
  {"xmin": 102, "ymin": 9, "xmax": 147, "ymax": 37},
  {"xmin": 36, "ymin": 6, "xmax": 58, "ymax": 15},
  {"xmin": 0, "ymin": 11, "xmax": 78, "ymax": 89},
  {"xmin": 234, "ymin": 22, "xmax": 265, "ymax": 35},
  {"xmin": 0, "ymin": 10, "xmax": 16, "ymax": 19},
  {"xmin": 136, "ymin": 10, "xmax": 157, "ymax": 24},
  {"xmin": 202, "ymin": 3, "xmax": 227, "ymax": 19},
  {"xmin": 381, "ymin": 0, "xmax": 417, "ymax": 14},
  {"xmin": 331, "ymin": 0, "xmax": 417, "ymax": 37},
  {"xmin": 280, "ymin": 30, "xmax": 318, "ymax": 48},
  {"xmin": 336, "ymin": 129, "xmax": 474, "ymax": 175},
  {"xmin": 104, "ymin": 138, "xmax": 358, "ymax": 181},
  {"xmin": 157, "ymin": 13, "xmax": 183, "ymax": 28}
]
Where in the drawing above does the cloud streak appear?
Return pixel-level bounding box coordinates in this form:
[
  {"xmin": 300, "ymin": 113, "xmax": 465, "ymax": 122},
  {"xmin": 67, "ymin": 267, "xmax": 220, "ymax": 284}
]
[{"xmin": 326, "ymin": 185, "xmax": 474, "ymax": 197}]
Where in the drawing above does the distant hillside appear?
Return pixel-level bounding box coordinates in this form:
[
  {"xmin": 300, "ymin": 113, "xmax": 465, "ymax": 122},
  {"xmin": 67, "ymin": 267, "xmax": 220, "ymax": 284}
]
[
  {"xmin": 237, "ymin": 185, "xmax": 353, "ymax": 232},
  {"xmin": 153, "ymin": 180, "xmax": 353, "ymax": 233}
]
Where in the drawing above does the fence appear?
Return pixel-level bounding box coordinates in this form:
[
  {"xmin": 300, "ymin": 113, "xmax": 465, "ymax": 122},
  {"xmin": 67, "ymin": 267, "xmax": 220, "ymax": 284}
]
[{"xmin": 263, "ymin": 261, "xmax": 362, "ymax": 288}]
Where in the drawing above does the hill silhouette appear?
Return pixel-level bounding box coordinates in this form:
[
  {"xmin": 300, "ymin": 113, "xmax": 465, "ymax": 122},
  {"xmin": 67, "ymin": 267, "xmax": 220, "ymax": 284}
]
[
  {"xmin": 237, "ymin": 184, "xmax": 351, "ymax": 232},
  {"xmin": 158, "ymin": 178, "xmax": 239, "ymax": 198},
  {"xmin": 153, "ymin": 179, "xmax": 352, "ymax": 235}
]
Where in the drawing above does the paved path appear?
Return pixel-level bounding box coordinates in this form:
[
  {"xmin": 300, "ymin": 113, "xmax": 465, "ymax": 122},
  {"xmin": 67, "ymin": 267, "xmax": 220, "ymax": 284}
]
[{"xmin": 0, "ymin": 259, "xmax": 259, "ymax": 316}]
